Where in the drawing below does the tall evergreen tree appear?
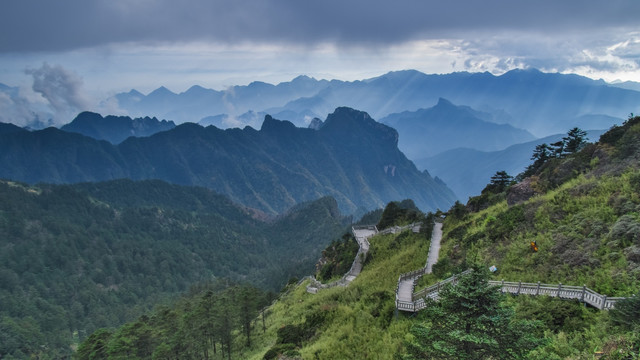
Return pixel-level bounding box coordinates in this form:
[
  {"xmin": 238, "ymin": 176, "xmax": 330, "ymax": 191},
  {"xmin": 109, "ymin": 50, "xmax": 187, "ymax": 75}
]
[
  {"xmin": 531, "ymin": 143, "xmax": 551, "ymax": 166},
  {"xmin": 563, "ymin": 127, "xmax": 588, "ymax": 154},
  {"xmin": 549, "ymin": 140, "xmax": 565, "ymax": 158},
  {"xmin": 403, "ymin": 266, "xmax": 543, "ymax": 359},
  {"xmin": 482, "ymin": 170, "xmax": 514, "ymax": 194}
]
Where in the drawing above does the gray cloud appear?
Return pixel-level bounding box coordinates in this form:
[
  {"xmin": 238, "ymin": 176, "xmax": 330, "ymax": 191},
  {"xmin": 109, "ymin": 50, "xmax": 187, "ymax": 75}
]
[
  {"xmin": 0, "ymin": 86, "xmax": 54, "ymax": 127},
  {"xmin": 2, "ymin": 0, "xmax": 638, "ymax": 52},
  {"xmin": 25, "ymin": 63, "xmax": 91, "ymax": 116}
]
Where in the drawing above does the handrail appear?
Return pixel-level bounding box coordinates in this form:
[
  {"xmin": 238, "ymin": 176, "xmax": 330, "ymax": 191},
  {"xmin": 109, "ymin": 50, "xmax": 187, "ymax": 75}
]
[
  {"xmin": 399, "ymin": 270, "xmax": 627, "ymax": 312},
  {"xmin": 394, "ymin": 220, "xmax": 435, "ymax": 307}
]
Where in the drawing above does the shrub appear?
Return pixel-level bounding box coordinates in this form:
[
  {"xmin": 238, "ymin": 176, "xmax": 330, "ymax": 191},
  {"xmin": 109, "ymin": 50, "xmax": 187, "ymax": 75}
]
[
  {"xmin": 609, "ymin": 215, "xmax": 640, "ymax": 246},
  {"xmin": 276, "ymin": 324, "xmax": 305, "ymax": 346},
  {"xmin": 263, "ymin": 343, "xmax": 298, "ymax": 360}
]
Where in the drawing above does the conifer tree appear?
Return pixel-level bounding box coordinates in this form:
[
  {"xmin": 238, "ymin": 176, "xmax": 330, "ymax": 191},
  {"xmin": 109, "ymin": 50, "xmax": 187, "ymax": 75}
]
[
  {"xmin": 563, "ymin": 127, "xmax": 588, "ymax": 154},
  {"xmin": 482, "ymin": 170, "xmax": 514, "ymax": 194},
  {"xmin": 403, "ymin": 266, "xmax": 543, "ymax": 359}
]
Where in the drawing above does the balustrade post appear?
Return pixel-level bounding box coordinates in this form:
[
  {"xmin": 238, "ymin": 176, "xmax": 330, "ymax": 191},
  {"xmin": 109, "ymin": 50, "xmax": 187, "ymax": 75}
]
[
  {"xmin": 581, "ymin": 285, "xmax": 586, "ymax": 302},
  {"xmin": 536, "ymin": 281, "xmax": 540, "ymax": 295},
  {"xmin": 601, "ymin": 295, "xmax": 607, "ymax": 310},
  {"xmin": 517, "ymin": 281, "xmax": 521, "ymax": 295},
  {"xmin": 501, "ymin": 279, "xmax": 505, "ymax": 293},
  {"xmin": 558, "ymin": 283, "xmax": 562, "ymax": 298}
]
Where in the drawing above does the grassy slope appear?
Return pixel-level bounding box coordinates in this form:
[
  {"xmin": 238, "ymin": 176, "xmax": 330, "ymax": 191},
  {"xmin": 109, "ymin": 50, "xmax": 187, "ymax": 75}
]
[
  {"xmin": 236, "ymin": 120, "xmax": 640, "ymax": 359},
  {"xmin": 439, "ymin": 171, "xmax": 640, "ymax": 297},
  {"xmin": 236, "ymin": 230, "xmax": 431, "ymax": 360}
]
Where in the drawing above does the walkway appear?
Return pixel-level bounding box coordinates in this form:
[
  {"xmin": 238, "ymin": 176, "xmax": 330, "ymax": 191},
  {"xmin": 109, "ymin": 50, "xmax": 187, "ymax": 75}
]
[
  {"xmin": 396, "ymin": 221, "xmax": 443, "ymax": 305},
  {"xmin": 345, "ymin": 227, "xmax": 376, "ymax": 281},
  {"xmin": 306, "ymin": 225, "xmax": 378, "ymax": 293},
  {"xmin": 425, "ymin": 222, "xmax": 442, "ymax": 273},
  {"xmin": 396, "ymin": 220, "xmax": 627, "ymax": 312},
  {"xmin": 307, "ymin": 223, "xmax": 421, "ymax": 294}
]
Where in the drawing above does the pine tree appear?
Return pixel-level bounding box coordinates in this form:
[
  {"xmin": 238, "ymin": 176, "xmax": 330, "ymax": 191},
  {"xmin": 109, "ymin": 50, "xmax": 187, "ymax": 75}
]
[
  {"xmin": 563, "ymin": 127, "xmax": 588, "ymax": 154},
  {"xmin": 482, "ymin": 171, "xmax": 514, "ymax": 194},
  {"xmin": 531, "ymin": 143, "xmax": 551, "ymax": 166},
  {"xmin": 403, "ymin": 266, "xmax": 543, "ymax": 359}
]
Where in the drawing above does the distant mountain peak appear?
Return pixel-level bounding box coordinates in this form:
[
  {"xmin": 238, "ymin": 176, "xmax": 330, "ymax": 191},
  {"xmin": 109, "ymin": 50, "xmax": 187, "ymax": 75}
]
[
  {"xmin": 260, "ymin": 115, "xmax": 297, "ymax": 133},
  {"xmin": 435, "ymin": 97, "xmax": 455, "ymax": 107},
  {"xmin": 322, "ymin": 107, "xmax": 399, "ymax": 147},
  {"xmin": 308, "ymin": 117, "xmax": 323, "ymax": 130},
  {"xmin": 291, "ymin": 75, "xmax": 314, "ymax": 82},
  {"xmin": 323, "ymin": 107, "xmax": 375, "ymax": 128},
  {"xmin": 148, "ymin": 86, "xmax": 175, "ymax": 97},
  {"xmin": 184, "ymin": 85, "xmax": 209, "ymax": 95},
  {"xmin": 126, "ymin": 89, "xmax": 144, "ymax": 97},
  {"xmin": 369, "ymin": 69, "xmax": 426, "ymax": 83},
  {"xmin": 61, "ymin": 111, "xmax": 176, "ymax": 144},
  {"xmin": 505, "ymin": 67, "xmax": 542, "ymax": 74}
]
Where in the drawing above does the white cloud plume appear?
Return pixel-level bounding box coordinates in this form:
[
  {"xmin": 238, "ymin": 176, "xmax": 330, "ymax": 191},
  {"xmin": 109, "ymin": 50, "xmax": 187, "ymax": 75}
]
[{"xmin": 25, "ymin": 63, "xmax": 91, "ymax": 122}]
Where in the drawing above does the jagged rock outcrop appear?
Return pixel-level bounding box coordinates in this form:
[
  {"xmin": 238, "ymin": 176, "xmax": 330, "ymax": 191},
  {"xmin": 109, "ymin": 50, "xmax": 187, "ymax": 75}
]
[{"xmin": 507, "ymin": 177, "xmax": 540, "ymax": 205}]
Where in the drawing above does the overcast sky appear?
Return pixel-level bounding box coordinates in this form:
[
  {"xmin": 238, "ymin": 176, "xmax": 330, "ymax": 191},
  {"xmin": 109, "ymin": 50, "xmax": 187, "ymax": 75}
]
[{"xmin": 1, "ymin": 0, "xmax": 639, "ymax": 124}]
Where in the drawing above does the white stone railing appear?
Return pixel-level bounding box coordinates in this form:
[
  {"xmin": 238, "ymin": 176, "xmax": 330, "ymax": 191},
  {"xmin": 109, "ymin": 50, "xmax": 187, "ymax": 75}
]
[{"xmin": 398, "ymin": 270, "xmax": 626, "ymax": 312}]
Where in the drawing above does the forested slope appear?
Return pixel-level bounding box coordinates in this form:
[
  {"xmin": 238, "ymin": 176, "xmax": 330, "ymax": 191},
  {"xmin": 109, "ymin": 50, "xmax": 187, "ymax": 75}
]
[{"xmin": 0, "ymin": 180, "xmax": 349, "ymax": 359}]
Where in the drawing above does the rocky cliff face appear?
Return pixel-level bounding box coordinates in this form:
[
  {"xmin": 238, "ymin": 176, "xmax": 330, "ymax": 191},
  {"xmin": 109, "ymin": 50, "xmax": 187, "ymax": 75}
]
[{"xmin": 0, "ymin": 107, "xmax": 457, "ymax": 214}]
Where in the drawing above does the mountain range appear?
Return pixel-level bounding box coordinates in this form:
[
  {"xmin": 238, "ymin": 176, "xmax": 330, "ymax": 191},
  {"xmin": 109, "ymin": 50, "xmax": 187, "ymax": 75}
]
[
  {"xmin": 60, "ymin": 111, "xmax": 176, "ymax": 144},
  {"xmin": 0, "ymin": 107, "xmax": 456, "ymax": 215},
  {"xmin": 380, "ymin": 98, "xmax": 535, "ymax": 159},
  {"xmin": 416, "ymin": 129, "xmax": 606, "ymax": 200},
  {"xmin": 112, "ymin": 69, "xmax": 639, "ymax": 137}
]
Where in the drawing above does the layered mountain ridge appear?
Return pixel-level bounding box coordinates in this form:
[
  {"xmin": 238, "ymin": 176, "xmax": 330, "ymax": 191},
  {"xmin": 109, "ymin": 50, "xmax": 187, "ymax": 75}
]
[
  {"xmin": 0, "ymin": 107, "xmax": 456, "ymax": 215},
  {"xmin": 380, "ymin": 98, "xmax": 535, "ymax": 159},
  {"xmin": 111, "ymin": 69, "xmax": 639, "ymax": 137}
]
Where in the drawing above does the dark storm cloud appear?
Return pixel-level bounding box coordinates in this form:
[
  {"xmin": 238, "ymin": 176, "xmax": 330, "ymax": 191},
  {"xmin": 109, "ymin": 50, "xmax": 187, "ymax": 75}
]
[{"xmin": 1, "ymin": 0, "xmax": 638, "ymax": 52}]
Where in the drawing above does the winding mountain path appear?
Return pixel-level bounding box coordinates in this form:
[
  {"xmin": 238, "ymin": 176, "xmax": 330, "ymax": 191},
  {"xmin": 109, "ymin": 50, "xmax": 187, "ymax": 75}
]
[
  {"xmin": 306, "ymin": 225, "xmax": 378, "ymax": 293},
  {"xmin": 307, "ymin": 219, "xmax": 628, "ymax": 311},
  {"xmin": 425, "ymin": 222, "xmax": 442, "ymax": 273},
  {"xmin": 307, "ymin": 223, "xmax": 420, "ymax": 294},
  {"xmin": 396, "ymin": 220, "xmax": 627, "ymax": 312},
  {"xmin": 396, "ymin": 220, "xmax": 443, "ymax": 305}
]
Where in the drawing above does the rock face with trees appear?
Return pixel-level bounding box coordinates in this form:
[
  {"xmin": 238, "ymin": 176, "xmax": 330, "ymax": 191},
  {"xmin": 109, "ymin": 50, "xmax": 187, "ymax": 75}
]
[{"xmin": 0, "ymin": 107, "xmax": 456, "ymax": 215}]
